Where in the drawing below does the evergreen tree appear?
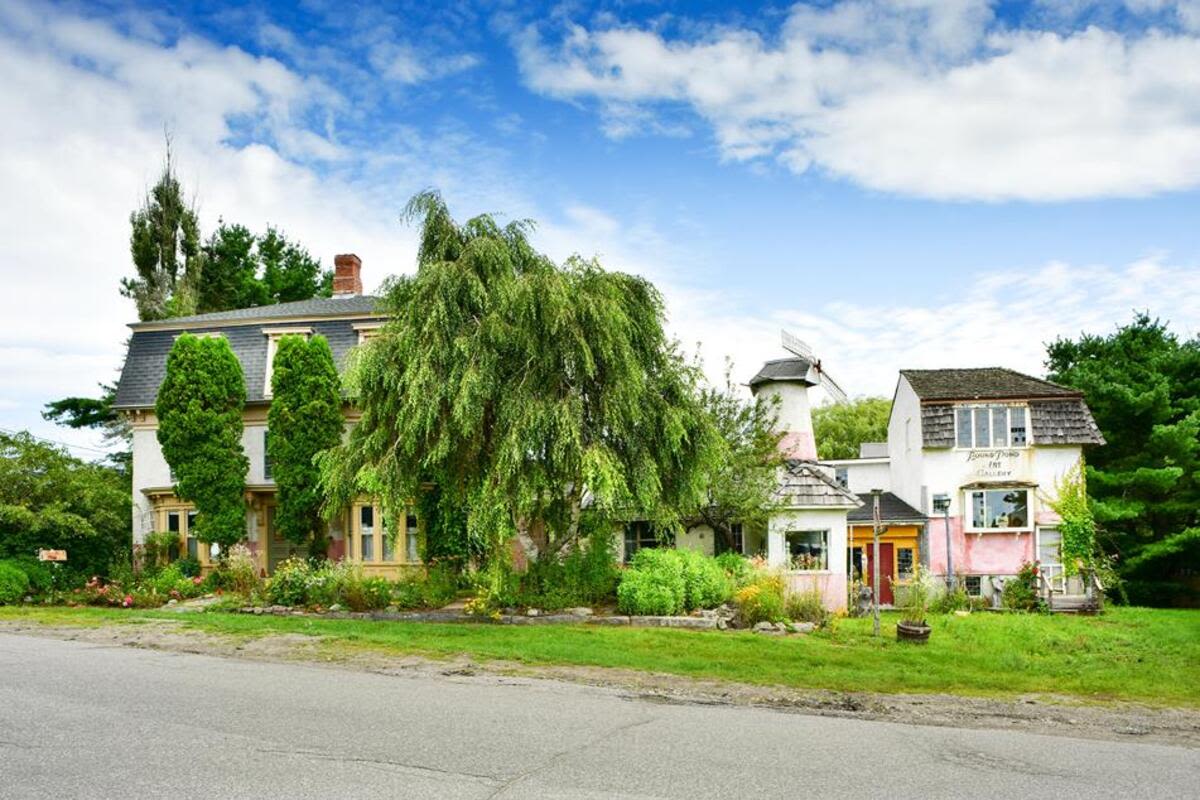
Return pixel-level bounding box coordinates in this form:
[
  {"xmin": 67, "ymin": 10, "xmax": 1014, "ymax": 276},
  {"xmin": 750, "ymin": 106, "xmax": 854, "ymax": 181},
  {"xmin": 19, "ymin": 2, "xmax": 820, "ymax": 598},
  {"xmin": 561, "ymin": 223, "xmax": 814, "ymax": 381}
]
[
  {"xmin": 155, "ymin": 334, "xmax": 248, "ymax": 554},
  {"xmin": 267, "ymin": 335, "xmax": 344, "ymax": 557},
  {"xmin": 1047, "ymin": 313, "xmax": 1200, "ymax": 605},
  {"xmin": 320, "ymin": 191, "xmax": 720, "ymax": 574},
  {"xmin": 260, "ymin": 227, "xmax": 333, "ymax": 303},
  {"xmin": 121, "ymin": 145, "xmax": 202, "ymax": 320},
  {"xmin": 197, "ymin": 222, "xmax": 266, "ymax": 313}
]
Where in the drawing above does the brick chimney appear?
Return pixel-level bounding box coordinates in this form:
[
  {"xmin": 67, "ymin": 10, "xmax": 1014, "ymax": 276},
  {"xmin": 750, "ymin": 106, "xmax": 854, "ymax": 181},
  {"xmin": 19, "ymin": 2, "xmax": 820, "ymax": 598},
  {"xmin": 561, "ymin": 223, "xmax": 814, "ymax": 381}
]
[{"xmin": 332, "ymin": 254, "xmax": 362, "ymax": 297}]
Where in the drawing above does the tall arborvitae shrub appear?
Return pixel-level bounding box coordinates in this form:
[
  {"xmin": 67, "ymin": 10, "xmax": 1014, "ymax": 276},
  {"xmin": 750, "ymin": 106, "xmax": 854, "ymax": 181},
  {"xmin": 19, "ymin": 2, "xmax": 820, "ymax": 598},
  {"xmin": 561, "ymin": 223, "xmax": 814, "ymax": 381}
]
[
  {"xmin": 156, "ymin": 334, "xmax": 248, "ymax": 554},
  {"xmin": 267, "ymin": 335, "xmax": 344, "ymax": 556}
]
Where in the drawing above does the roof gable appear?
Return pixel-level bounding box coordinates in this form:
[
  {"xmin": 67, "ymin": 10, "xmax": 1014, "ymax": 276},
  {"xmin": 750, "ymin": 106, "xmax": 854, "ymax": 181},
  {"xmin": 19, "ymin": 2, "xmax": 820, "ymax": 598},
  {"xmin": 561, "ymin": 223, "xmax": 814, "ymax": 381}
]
[{"xmin": 749, "ymin": 357, "xmax": 815, "ymax": 389}]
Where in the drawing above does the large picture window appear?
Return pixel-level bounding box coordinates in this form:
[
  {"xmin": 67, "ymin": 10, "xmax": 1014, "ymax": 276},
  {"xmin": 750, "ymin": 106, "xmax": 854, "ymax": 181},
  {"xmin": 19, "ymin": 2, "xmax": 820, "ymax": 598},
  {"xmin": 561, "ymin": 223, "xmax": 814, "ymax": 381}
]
[
  {"xmin": 955, "ymin": 405, "xmax": 1028, "ymax": 449},
  {"xmin": 969, "ymin": 488, "xmax": 1030, "ymax": 530},
  {"xmin": 786, "ymin": 530, "xmax": 828, "ymax": 571}
]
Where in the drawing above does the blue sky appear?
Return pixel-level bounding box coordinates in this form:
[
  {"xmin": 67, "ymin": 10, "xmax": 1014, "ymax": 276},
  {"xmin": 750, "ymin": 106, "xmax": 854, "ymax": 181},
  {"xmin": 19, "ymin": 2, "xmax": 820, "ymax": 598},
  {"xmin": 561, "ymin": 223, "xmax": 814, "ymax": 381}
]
[{"xmin": 1, "ymin": 0, "xmax": 1199, "ymax": 459}]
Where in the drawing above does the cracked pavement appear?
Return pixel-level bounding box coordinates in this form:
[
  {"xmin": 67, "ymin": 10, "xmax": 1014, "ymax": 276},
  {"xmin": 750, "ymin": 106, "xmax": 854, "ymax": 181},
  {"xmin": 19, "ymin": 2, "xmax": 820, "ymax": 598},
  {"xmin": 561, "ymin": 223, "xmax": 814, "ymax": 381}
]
[{"xmin": 0, "ymin": 633, "xmax": 1197, "ymax": 799}]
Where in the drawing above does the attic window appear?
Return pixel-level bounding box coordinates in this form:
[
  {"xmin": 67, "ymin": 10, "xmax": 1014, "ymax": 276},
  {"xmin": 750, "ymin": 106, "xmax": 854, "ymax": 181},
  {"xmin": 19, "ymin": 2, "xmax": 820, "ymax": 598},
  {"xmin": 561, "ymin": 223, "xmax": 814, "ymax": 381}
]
[
  {"xmin": 955, "ymin": 404, "xmax": 1029, "ymax": 449},
  {"xmin": 262, "ymin": 327, "xmax": 312, "ymax": 397}
]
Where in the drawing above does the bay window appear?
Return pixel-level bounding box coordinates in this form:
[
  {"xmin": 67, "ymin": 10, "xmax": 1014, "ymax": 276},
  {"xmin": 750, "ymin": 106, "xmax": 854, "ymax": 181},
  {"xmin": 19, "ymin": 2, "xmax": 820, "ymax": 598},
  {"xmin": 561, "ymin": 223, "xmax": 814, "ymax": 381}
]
[
  {"xmin": 786, "ymin": 530, "xmax": 828, "ymax": 571},
  {"xmin": 968, "ymin": 488, "xmax": 1030, "ymax": 530}
]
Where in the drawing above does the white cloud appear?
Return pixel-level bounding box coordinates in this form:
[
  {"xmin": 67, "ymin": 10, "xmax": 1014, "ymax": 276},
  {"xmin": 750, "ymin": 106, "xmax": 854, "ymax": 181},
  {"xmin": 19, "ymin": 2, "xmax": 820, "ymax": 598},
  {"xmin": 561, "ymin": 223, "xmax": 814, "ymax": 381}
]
[
  {"xmin": 0, "ymin": 2, "xmax": 416, "ymax": 456},
  {"xmin": 515, "ymin": 1, "xmax": 1200, "ymax": 200}
]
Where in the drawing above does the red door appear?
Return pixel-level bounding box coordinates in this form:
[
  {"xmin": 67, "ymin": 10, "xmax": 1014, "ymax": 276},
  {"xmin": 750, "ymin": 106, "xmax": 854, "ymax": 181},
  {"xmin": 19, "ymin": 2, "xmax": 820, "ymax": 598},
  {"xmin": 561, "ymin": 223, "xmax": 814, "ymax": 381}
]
[{"xmin": 866, "ymin": 543, "xmax": 895, "ymax": 605}]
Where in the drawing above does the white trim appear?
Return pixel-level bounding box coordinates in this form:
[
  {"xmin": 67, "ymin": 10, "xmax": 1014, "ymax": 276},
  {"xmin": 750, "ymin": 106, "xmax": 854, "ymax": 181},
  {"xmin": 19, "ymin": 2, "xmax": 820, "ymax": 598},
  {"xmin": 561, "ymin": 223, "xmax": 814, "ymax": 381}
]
[
  {"xmin": 262, "ymin": 328, "xmax": 313, "ymax": 398},
  {"xmin": 953, "ymin": 402, "xmax": 1031, "ymax": 450},
  {"xmin": 963, "ymin": 487, "xmax": 1034, "ymax": 533}
]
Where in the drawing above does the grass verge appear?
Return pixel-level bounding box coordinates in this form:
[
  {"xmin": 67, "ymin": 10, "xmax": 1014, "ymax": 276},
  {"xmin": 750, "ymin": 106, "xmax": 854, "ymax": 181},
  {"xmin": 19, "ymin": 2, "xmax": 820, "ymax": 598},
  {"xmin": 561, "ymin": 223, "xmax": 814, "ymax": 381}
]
[{"xmin": 2, "ymin": 605, "xmax": 1197, "ymax": 707}]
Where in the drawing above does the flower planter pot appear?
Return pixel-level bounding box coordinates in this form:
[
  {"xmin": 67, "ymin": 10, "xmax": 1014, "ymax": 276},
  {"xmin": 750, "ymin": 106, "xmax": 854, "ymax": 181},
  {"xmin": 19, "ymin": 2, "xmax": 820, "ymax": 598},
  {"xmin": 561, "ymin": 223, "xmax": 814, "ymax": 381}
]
[{"xmin": 896, "ymin": 620, "xmax": 931, "ymax": 643}]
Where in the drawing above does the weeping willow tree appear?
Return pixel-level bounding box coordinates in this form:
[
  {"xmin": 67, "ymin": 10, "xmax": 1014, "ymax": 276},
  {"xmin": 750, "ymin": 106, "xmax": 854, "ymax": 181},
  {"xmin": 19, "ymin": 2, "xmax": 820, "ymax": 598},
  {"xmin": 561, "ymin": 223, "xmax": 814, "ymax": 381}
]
[{"xmin": 320, "ymin": 191, "xmax": 719, "ymax": 576}]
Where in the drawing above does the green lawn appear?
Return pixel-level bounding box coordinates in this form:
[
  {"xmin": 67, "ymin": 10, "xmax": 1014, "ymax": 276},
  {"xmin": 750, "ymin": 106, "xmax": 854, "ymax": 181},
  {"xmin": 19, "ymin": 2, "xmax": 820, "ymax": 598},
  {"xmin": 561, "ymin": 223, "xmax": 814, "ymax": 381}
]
[{"xmin": 3, "ymin": 606, "xmax": 1197, "ymax": 707}]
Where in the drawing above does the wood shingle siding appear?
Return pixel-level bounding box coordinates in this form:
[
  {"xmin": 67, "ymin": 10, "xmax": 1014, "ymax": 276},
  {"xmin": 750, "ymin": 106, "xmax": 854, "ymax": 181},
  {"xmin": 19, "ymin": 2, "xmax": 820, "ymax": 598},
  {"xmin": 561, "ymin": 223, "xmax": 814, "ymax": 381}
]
[
  {"xmin": 1029, "ymin": 399, "xmax": 1106, "ymax": 445},
  {"xmin": 920, "ymin": 403, "xmax": 956, "ymax": 448}
]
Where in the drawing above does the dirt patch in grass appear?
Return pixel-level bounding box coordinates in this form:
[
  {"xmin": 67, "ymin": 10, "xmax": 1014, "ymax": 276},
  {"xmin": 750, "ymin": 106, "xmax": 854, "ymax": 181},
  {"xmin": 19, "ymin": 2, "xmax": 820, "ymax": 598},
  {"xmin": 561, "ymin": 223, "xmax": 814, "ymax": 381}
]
[{"xmin": 4, "ymin": 616, "xmax": 1198, "ymax": 749}]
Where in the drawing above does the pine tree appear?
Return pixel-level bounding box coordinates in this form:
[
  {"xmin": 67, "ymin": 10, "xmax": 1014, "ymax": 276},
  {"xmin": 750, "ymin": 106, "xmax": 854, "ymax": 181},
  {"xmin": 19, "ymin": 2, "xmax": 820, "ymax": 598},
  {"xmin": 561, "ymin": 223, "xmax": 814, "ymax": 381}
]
[{"xmin": 121, "ymin": 145, "xmax": 202, "ymax": 320}]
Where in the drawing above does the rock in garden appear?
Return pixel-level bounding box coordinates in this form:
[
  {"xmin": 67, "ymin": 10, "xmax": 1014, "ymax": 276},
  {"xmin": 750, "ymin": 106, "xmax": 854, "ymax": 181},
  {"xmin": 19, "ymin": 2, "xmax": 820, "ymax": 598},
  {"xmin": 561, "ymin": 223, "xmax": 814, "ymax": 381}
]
[
  {"xmin": 566, "ymin": 607, "xmax": 593, "ymax": 616},
  {"xmin": 526, "ymin": 608, "xmax": 540, "ymax": 617}
]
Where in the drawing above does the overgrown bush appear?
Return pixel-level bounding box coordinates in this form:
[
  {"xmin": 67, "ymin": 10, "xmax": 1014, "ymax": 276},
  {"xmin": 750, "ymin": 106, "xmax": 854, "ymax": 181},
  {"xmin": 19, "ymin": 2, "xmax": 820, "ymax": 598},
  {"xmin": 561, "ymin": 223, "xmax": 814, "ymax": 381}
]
[
  {"xmin": 677, "ymin": 549, "xmax": 733, "ymax": 610},
  {"xmin": 617, "ymin": 549, "xmax": 686, "ymax": 615},
  {"xmin": 615, "ymin": 549, "xmax": 733, "ymax": 616},
  {"xmin": 140, "ymin": 531, "xmax": 180, "ymax": 574},
  {"xmin": 9, "ymin": 558, "xmax": 55, "ymax": 596},
  {"xmin": 617, "ymin": 568, "xmax": 681, "ymax": 615},
  {"xmin": 516, "ymin": 531, "xmax": 620, "ymax": 610},
  {"xmin": 1002, "ymin": 561, "xmax": 1045, "ymax": 612},
  {"xmin": 0, "ymin": 561, "xmax": 30, "ymax": 604},
  {"xmin": 784, "ymin": 588, "xmax": 830, "ymax": 626},
  {"xmin": 175, "ymin": 557, "xmax": 202, "ymax": 578},
  {"xmin": 734, "ymin": 571, "xmax": 785, "ymax": 626}
]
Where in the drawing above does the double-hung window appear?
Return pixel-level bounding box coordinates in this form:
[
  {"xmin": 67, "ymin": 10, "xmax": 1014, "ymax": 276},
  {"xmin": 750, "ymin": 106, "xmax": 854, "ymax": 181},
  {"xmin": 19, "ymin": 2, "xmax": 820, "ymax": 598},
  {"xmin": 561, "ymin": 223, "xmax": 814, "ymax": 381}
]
[
  {"xmin": 359, "ymin": 505, "xmax": 375, "ymax": 561},
  {"xmin": 956, "ymin": 405, "xmax": 1029, "ymax": 449},
  {"xmin": 405, "ymin": 512, "xmax": 420, "ymax": 563},
  {"xmin": 623, "ymin": 522, "xmax": 671, "ymax": 563}
]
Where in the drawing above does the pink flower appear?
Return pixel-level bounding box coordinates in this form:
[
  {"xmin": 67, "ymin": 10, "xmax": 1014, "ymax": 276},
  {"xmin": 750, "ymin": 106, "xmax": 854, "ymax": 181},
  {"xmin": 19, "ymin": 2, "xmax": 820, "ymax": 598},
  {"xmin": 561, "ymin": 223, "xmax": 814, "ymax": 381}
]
[
  {"xmin": 192, "ymin": 576, "xmax": 203, "ymax": 586},
  {"xmin": 122, "ymin": 595, "xmax": 133, "ymax": 608}
]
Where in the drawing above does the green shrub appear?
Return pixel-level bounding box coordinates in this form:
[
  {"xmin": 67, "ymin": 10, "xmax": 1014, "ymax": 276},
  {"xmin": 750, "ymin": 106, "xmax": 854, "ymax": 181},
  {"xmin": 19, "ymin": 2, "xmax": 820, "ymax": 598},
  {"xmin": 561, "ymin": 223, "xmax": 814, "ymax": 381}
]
[
  {"xmin": 265, "ymin": 558, "xmax": 312, "ymax": 606},
  {"xmin": 0, "ymin": 561, "xmax": 31, "ymax": 604},
  {"xmin": 175, "ymin": 557, "xmax": 202, "ymax": 578},
  {"xmin": 140, "ymin": 531, "xmax": 180, "ymax": 574},
  {"xmin": 617, "ymin": 569, "xmax": 681, "ymax": 615},
  {"xmin": 734, "ymin": 572, "xmax": 785, "ymax": 626},
  {"xmin": 785, "ymin": 588, "xmax": 830, "ymax": 626},
  {"xmin": 10, "ymin": 558, "xmax": 55, "ymax": 596},
  {"xmin": 1002, "ymin": 562, "xmax": 1045, "ymax": 613},
  {"xmin": 620, "ymin": 549, "xmax": 686, "ymax": 614},
  {"xmin": 677, "ymin": 550, "xmax": 733, "ymax": 610},
  {"xmin": 511, "ymin": 530, "xmax": 620, "ymax": 611}
]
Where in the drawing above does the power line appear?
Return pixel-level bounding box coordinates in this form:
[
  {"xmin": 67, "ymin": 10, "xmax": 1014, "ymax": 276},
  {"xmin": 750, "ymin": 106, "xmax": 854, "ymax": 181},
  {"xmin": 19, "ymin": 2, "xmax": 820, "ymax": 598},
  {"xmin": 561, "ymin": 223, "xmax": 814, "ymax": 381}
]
[{"xmin": 0, "ymin": 426, "xmax": 119, "ymax": 456}]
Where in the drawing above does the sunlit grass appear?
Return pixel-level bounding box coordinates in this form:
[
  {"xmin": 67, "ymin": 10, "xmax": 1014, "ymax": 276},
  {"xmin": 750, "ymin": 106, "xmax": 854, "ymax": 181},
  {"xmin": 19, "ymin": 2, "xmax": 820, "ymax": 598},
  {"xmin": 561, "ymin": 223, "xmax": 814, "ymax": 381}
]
[{"xmin": 3, "ymin": 605, "xmax": 1196, "ymax": 706}]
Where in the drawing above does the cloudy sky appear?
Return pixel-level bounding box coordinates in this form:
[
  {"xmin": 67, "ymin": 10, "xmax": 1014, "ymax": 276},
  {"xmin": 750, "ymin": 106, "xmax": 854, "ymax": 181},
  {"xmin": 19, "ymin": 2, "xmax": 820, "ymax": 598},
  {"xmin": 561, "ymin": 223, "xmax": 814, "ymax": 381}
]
[{"xmin": 2, "ymin": 0, "xmax": 1199, "ymax": 460}]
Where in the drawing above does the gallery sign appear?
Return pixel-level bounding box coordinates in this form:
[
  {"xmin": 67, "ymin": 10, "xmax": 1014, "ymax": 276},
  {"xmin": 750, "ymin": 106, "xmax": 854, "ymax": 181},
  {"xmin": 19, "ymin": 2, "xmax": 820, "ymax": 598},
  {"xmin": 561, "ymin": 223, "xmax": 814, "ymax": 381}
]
[
  {"xmin": 38, "ymin": 549, "xmax": 67, "ymax": 562},
  {"xmin": 966, "ymin": 449, "xmax": 1026, "ymax": 480}
]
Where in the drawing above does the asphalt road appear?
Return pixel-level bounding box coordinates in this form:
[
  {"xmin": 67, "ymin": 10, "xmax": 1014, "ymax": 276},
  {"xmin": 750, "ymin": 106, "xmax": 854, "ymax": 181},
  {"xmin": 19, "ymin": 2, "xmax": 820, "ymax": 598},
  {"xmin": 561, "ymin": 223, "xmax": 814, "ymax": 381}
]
[{"xmin": 0, "ymin": 634, "xmax": 1196, "ymax": 799}]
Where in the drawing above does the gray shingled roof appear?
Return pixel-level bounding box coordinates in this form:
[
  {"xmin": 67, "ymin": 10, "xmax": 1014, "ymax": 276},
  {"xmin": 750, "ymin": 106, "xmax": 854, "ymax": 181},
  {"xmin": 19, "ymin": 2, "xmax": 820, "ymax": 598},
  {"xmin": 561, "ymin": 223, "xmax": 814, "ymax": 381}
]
[
  {"xmin": 1030, "ymin": 399, "xmax": 1106, "ymax": 445},
  {"xmin": 847, "ymin": 492, "xmax": 926, "ymax": 523},
  {"xmin": 130, "ymin": 295, "xmax": 382, "ymax": 330},
  {"xmin": 749, "ymin": 357, "xmax": 815, "ymax": 389},
  {"xmin": 921, "ymin": 404, "xmax": 956, "ymax": 448},
  {"xmin": 114, "ymin": 308, "xmax": 384, "ymax": 409},
  {"xmin": 901, "ymin": 368, "xmax": 1079, "ymax": 401},
  {"xmin": 772, "ymin": 460, "xmax": 863, "ymax": 509}
]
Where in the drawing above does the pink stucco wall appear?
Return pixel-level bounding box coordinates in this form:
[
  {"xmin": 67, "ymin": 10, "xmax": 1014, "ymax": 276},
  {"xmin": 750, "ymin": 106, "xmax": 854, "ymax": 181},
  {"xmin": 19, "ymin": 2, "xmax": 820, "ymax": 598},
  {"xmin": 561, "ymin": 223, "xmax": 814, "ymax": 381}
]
[
  {"xmin": 778, "ymin": 431, "xmax": 817, "ymax": 461},
  {"xmin": 783, "ymin": 572, "xmax": 847, "ymax": 612},
  {"xmin": 926, "ymin": 515, "xmax": 1033, "ymax": 576}
]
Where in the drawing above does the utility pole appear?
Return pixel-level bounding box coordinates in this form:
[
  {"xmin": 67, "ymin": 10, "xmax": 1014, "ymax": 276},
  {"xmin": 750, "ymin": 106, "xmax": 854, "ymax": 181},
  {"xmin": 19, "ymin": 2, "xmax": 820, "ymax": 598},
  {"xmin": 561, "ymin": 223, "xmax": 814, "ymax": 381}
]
[{"xmin": 871, "ymin": 488, "xmax": 882, "ymax": 638}]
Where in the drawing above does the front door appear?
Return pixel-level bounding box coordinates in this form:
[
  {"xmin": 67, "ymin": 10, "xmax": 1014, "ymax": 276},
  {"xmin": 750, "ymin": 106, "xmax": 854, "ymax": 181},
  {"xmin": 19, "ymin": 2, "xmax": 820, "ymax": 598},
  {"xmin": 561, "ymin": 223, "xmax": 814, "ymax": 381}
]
[
  {"xmin": 865, "ymin": 542, "xmax": 895, "ymax": 605},
  {"xmin": 266, "ymin": 505, "xmax": 302, "ymax": 575},
  {"xmin": 1037, "ymin": 527, "xmax": 1065, "ymax": 592}
]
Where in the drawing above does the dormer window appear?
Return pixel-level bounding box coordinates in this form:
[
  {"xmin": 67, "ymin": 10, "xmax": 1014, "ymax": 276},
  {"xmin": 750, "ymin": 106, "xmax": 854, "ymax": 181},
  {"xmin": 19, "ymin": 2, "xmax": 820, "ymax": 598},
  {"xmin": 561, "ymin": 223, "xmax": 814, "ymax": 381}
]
[
  {"xmin": 352, "ymin": 321, "xmax": 384, "ymax": 345},
  {"xmin": 262, "ymin": 327, "xmax": 312, "ymax": 397},
  {"xmin": 955, "ymin": 404, "xmax": 1028, "ymax": 449}
]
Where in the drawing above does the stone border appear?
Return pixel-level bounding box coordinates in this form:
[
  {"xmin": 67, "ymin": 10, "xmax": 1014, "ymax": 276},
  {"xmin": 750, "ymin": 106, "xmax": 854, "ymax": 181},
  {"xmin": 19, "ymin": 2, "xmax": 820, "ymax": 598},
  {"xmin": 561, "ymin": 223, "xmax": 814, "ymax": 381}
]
[{"xmin": 232, "ymin": 605, "xmax": 817, "ymax": 634}]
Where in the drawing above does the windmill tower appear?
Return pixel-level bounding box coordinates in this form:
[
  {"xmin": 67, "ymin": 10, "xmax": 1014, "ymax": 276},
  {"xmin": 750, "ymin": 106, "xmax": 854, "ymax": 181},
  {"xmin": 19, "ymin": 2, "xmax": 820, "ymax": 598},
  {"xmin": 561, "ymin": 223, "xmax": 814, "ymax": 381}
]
[{"xmin": 749, "ymin": 331, "xmax": 848, "ymax": 461}]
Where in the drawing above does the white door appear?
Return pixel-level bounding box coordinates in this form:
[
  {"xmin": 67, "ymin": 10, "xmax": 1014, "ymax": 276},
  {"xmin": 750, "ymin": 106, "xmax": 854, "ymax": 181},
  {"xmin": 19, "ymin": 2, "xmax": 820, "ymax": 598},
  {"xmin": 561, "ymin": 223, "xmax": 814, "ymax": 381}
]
[{"xmin": 1037, "ymin": 527, "xmax": 1065, "ymax": 592}]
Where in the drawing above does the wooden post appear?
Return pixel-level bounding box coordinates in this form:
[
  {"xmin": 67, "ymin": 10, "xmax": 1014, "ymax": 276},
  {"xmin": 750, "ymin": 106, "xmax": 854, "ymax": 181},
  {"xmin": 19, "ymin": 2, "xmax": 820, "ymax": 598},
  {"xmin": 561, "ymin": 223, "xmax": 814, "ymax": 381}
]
[{"xmin": 872, "ymin": 489, "xmax": 882, "ymax": 638}]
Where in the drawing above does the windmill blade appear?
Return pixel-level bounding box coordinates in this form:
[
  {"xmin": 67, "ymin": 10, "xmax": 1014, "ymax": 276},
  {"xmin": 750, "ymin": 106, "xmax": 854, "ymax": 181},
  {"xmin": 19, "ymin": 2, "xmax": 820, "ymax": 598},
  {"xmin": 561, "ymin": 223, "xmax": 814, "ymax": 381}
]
[
  {"xmin": 817, "ymin": 367, "xmax": 849, "ymax": 404},
  {"xmin": 780, "ymin": 329, "xmax": 814, "ymax": 361}
]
